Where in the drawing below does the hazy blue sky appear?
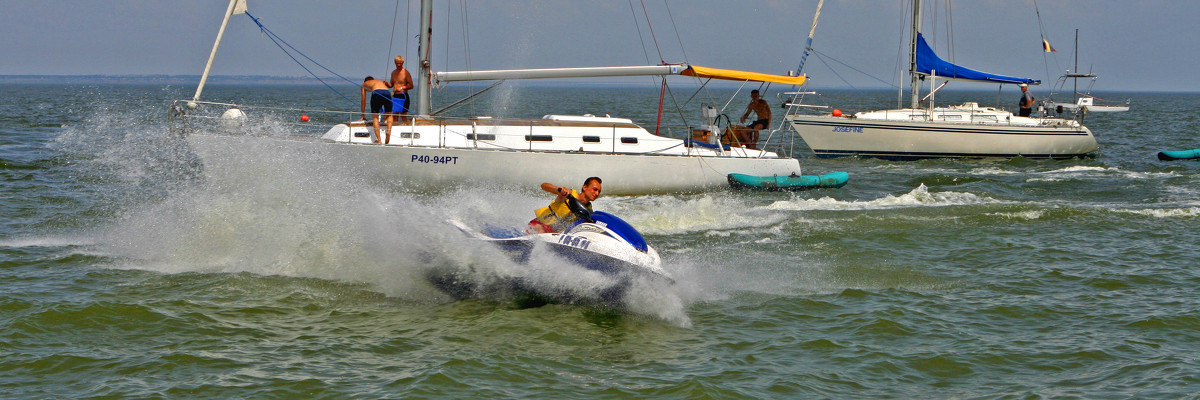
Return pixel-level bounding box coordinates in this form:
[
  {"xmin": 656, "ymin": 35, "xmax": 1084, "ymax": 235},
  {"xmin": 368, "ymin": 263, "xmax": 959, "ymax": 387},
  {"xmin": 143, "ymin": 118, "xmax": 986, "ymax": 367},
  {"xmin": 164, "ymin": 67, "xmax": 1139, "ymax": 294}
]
[{"xmin": 3, "ymin": 1, "xmax": 1196, "ymax": 92}]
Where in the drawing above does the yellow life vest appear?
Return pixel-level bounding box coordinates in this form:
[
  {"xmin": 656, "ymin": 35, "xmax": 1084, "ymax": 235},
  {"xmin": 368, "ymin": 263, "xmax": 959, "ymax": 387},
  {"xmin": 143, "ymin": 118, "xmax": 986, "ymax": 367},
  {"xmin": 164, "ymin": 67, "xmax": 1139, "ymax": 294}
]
[{"xmin": 534, "ymin": 189, "xmax": 592, "ymax": 232}]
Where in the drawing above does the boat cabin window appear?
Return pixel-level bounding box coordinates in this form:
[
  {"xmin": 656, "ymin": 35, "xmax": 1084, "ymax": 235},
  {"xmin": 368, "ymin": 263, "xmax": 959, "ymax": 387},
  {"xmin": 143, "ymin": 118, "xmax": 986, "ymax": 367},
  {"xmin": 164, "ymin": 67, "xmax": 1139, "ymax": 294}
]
[
  {"xmin": 400, "ymin": 132, "xmax": 420, "ymax": 139},
  {"xmin": 938, "ymin": 114, "xmax": 963, "ymax": 121},
  {"xmin": 467, "ymin": 133, "xmax": 496, "ymax": 140},
  {"xmin": 583, "ymin": 136, "xmax": 601, "ymax": 143},
  {"xmin": 620, "ymin": 137, "xmax": 638, "ymax": 144},
  {"xmin": 525, "ymin": 135, "xmax": 553, "ymax": 142},
  {"xmin": 974, "ymin": 115, "xmax": 999, "ymax": 123}
]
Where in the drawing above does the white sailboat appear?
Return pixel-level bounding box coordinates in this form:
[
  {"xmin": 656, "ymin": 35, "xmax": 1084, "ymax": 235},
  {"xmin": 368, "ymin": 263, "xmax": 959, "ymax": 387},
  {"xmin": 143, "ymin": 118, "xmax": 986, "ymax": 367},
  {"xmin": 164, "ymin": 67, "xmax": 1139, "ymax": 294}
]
[
  {"xmin": 1044, "ymin": 29, "xmax": 1130, "ymax": 113},
  {"xmin": 784, "ymin": 0, "xmax": 1098, "ymax": 160},
  {"xmin": 172, "ymin": 0, "xmax": 806, "ymax": 195}
]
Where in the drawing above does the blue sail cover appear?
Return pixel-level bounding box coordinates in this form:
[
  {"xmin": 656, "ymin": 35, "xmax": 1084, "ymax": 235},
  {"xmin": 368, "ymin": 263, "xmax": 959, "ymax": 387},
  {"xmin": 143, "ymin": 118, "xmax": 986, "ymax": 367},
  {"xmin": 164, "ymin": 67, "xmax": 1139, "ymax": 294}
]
[{"xmin": 915, "ymin": 33, "xmax": 1039, "ymax": 85}]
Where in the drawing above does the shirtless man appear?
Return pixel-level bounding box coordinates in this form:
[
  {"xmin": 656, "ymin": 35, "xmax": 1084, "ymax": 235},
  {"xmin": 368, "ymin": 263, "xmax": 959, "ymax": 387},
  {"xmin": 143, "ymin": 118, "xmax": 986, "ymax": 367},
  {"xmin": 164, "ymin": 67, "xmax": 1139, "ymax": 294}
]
[
  {"xmin": 738, "ymin": 89, "xmax": 771, "ymax": 149},
  {"xmin": 390, "ymin": 56, "xmax": 415, "ymax": 123},
  {"xmin": 360, "ymin": 76, "xmax": 393, "ymax": 144}
]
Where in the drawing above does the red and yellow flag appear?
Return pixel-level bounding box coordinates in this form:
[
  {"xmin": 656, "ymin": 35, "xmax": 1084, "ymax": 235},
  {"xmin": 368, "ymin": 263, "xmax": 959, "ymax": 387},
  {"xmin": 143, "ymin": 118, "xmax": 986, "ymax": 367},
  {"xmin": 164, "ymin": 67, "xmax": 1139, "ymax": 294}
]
[{"xmin": 1042, "ymin": 39, "xmax": 1057, "ymax": 53}]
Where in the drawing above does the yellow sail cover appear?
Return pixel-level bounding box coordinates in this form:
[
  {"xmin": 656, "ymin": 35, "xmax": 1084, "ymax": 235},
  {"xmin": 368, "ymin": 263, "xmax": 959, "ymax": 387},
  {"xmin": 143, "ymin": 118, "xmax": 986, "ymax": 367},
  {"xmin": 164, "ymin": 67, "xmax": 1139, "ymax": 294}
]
[{"xmin": 681, "ymin": 65, "xmax": 806, "ymax": 85}]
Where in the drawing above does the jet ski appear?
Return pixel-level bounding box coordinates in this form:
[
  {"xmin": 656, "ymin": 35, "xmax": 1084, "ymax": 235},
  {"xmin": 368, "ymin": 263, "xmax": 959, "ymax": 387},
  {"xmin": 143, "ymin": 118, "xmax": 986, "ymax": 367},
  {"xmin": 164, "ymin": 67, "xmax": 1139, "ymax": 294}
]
[{"xmin": 434, "ymin": 194, "xmax": 671, "ymax": 304}]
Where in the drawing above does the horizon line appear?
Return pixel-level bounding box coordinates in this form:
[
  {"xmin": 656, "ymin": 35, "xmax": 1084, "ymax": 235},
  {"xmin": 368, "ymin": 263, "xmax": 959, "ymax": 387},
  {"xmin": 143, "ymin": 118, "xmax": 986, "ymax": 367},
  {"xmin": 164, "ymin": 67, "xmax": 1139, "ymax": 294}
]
[{"xmin": 0, "ymin": 74, "xmax": 1187, "ymax": 94}]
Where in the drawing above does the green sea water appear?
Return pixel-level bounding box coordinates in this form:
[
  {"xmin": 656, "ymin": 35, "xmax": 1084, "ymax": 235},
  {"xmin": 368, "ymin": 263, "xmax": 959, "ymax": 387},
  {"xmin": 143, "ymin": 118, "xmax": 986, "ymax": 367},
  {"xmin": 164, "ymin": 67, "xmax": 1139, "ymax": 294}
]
[{"xmin": 2, "ymin": 83, "xmax": 1199, "ymax": 398}]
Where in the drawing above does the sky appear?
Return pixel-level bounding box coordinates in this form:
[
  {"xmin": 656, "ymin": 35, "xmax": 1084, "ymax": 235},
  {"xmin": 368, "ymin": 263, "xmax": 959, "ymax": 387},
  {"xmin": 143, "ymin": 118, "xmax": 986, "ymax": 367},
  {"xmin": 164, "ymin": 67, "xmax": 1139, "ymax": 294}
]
[{"xmin": 2, "ymin": 0, "xmax": 1197, "ymax": 93}]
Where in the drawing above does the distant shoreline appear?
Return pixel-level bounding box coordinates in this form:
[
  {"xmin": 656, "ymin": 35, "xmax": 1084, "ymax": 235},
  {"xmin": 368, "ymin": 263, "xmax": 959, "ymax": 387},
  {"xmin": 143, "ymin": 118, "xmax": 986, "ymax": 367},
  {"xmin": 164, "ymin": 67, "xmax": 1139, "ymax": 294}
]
[
  {"xmin": 0, "ymin": 75, "xmax": 1185, "ymax": 93},
  {"xmin": 0, "ymin": 75, "xmax": 679, "ymax": 88},
  {"xmin": 0, "ymin": 75, "xmax": 325, "ymax": 85},
  {"xmin": 0, "ymin": 75, "xmax": 765, "ymax": 89}
]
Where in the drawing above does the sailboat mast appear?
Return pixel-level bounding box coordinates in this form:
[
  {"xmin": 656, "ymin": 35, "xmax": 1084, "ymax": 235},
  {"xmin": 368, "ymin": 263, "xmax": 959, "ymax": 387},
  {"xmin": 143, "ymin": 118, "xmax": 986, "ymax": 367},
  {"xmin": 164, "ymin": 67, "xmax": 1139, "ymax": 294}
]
[
  {"xmin": 415, "ymin": 0, "xmax": 433, "ymax": 116},
  {"xmin": 794, "ymin": 0, "xmax": 825, "ymax": 76},
  {"xmin": 1073, "ymin": 29, "xmax": 1079, "ymax": 102},
  {"xmin": 909, "ymin": 0, "xmax": 923, "ymax": 109},
  {"xmin": 192, "ymin": 0, "xmax": 245, "ymax": 105}
]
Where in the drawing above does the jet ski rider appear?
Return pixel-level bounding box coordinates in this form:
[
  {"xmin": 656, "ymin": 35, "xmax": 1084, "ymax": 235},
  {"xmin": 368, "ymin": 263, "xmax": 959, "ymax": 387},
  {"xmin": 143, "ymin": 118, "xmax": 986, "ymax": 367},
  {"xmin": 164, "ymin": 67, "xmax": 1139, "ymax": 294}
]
[{"xmin": 528, "ymin": 177, "xmax": 602, "ymax": 234}]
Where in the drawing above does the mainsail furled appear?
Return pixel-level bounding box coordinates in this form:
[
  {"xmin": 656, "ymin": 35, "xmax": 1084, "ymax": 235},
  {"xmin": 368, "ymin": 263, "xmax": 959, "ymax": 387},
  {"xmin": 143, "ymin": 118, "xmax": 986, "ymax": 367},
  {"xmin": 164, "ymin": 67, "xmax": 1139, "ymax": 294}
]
[
  {"xmin": 437, "ymin": 64, "xmax": 804, "ymax": 85},
  {"xmin": 914, "ymin": 33, "xmax": 1039, "ymax": 85}
]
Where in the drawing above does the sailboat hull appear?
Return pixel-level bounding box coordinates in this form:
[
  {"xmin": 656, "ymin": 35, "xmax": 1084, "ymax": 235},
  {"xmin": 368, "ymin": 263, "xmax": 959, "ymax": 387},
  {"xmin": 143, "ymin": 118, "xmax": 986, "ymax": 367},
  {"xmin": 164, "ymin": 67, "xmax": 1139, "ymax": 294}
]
[
  {"xmin": 786, "ymin": 113, "xmax": 1098, "ymax": 160},
  {"xmin": 185, "ymin": 133, "xmax": 802, "ymax": 195}
]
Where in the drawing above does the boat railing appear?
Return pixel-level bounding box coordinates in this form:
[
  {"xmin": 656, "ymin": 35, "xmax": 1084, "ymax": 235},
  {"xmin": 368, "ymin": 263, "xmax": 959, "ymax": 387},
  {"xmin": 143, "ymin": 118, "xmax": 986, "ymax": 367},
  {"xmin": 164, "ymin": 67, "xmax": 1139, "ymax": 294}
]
[
  {"xmin": 760, "ymin": 119, "xmax": 800, "ymax": 159},
  {"xmin": 170, "ymin": 99, "xmax": 792, "ymax": 158},
  {"xmin": 900, "ymin": 105, "xmax": 1081, "ymax": 127},
  {"xmin": 169, "ymin": 99, "xmax": 356, "ymax": 138}
]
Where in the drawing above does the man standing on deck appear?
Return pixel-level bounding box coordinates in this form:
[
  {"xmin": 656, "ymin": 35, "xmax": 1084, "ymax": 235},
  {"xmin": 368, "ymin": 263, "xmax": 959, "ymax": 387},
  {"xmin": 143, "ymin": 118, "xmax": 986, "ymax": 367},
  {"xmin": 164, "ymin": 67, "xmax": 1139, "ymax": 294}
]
[
  {"xmin": 390, "ymin": 56, "xmax": 415, "ymax": 123},
  {"xmin": 738, "ymin": 89, "xmax": 771, "ymax": 149},
  {"xmin": 360, "ymin": 76, "xmax": 393, "ymax": 144},
  {"xmin": 1018, "ymin": 83, "xmax": 1036, "ymax": 117}
]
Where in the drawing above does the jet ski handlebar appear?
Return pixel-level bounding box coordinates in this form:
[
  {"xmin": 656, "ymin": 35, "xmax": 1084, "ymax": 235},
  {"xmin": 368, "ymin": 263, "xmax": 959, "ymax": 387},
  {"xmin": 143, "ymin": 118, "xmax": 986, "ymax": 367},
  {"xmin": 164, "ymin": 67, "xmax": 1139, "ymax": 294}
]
[{"xmin": 564, "ymin": 193, "xmax": 595, "ymax": 223}]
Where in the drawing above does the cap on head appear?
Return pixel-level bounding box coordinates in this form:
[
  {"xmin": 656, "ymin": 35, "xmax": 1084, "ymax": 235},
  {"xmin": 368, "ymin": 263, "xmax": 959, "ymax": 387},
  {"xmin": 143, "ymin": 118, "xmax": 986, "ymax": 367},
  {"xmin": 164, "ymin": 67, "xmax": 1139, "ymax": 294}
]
[{"xmin": 1019, "ymin": 83, "xmax": 1027, "ymax": 88}]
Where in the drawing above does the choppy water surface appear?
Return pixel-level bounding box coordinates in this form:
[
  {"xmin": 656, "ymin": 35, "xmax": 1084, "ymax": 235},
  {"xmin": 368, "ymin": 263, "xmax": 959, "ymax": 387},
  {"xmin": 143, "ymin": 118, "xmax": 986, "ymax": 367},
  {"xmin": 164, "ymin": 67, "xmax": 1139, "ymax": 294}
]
[{"xmin": 2, "ymin": 83, "xmax": 1199, "ymax": 398}]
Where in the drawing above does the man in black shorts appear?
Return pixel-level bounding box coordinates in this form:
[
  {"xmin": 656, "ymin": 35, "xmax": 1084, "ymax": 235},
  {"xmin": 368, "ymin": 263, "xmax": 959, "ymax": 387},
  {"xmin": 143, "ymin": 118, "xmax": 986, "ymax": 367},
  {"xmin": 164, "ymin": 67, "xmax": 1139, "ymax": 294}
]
[
  {"xmin": 360, "ymin": 76, "xmax": 393, "ymax": 144},
  {"xmin": 738, "ymin": 89, "xmax": 771, "ymax": 149},
  {"xmin": 1017, "ymin": 83, "xmax": 1035, "ymax": 117}
]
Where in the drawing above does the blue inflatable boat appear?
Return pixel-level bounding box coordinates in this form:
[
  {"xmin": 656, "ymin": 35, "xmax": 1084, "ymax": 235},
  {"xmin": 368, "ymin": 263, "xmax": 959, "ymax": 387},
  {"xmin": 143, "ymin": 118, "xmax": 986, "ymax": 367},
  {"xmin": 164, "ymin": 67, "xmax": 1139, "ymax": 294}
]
[
  {"xmin": 1158, "ymin": 149, "xmax": 1200, "ymax": 161},
  {"xmin": 728, "ymin": 172, "xmax": 849, "ymax": 191}
]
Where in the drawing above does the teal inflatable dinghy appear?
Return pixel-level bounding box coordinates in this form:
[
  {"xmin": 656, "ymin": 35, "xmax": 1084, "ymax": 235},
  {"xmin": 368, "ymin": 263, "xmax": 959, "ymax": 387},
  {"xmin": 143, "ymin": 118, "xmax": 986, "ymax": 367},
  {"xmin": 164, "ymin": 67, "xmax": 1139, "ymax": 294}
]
[
  {"xmin": 728, "ymin": 172, "xmax": 849, "ymax": 191},
  {"xmin": 1158, "ymin": 149, "xmax": 1200, "ymax": 161}
]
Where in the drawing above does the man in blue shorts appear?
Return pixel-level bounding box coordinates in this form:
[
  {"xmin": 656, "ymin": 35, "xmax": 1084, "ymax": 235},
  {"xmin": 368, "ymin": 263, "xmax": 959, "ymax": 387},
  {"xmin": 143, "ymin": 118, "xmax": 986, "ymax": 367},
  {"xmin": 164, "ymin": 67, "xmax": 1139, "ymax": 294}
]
[
  {"xmin": 360, "ymin": 76, "xmax": 393, "ymax": 144},
  {"xmin": 390, "ymin": 56, "xmax": 414, "ymax": 123}
]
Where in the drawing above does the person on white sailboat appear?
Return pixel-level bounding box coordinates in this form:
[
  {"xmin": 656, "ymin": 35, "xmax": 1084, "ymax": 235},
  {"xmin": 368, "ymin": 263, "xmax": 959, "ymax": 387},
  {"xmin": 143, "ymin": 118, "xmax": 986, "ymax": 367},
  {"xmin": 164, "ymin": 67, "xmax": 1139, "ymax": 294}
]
[
  {"xmin": 738, "ymin": 90, "xmax": 771, "ymax": 149},
  {"xmin": 360, "ymin": 76, "xmax": 393, "ymax": 144},
  {"xmin": 390, "ymin": 56, "xmax": 414, "ymax": 123},
  {"xmin": 528, "ymin": 177, "xmax": 603, "ymax": 234},
  {"xmin": 1018, "ymin": 83, "xmax": 1036, "ymax": 117}
]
